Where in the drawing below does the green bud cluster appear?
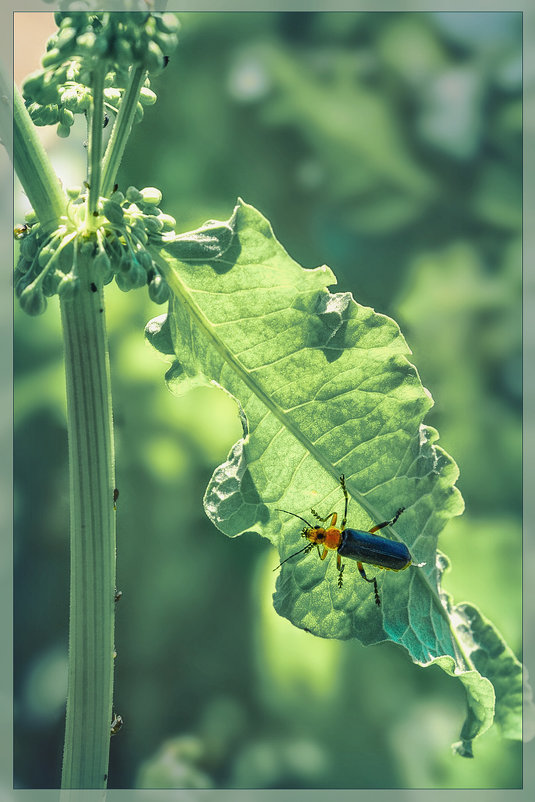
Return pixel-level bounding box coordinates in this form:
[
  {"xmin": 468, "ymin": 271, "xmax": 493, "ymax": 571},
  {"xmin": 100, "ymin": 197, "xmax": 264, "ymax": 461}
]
[
  {"xmin": 22, "ymin": 11, "xmax": 179, "ymax": 136},
  {"xmin": 14, "ymin": 215, "xmax": 76, "ymax": 316},
  {"xmin": 14, "ymin": 184, "xmax": 175, "ymax": 315}
]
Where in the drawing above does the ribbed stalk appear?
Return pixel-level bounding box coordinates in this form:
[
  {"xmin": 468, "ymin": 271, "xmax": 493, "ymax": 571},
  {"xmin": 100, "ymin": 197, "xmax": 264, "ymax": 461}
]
[
  {"xmin": 101, "ymin": 64, "xmax": 146, "ymax": 196},
  {"xmin": 10, "ymin": 80, "xmax": 67, "ymax": 231},
  {"xmin": 60, "ymin": 253, "xmax": 116, "ymax": 789},
  {"xmin": 86, "ymin": 63, "xmax": 106, "ymax": 223}
]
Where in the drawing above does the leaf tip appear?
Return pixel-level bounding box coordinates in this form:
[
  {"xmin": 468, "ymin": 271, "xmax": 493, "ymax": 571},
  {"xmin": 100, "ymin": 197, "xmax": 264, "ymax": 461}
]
[{"xmin": 451, "ymin": 739, "xmax": 474, "ymax": 758}]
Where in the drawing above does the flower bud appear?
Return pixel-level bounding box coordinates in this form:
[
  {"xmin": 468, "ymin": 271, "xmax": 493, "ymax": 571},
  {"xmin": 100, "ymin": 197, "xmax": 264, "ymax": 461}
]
[
  {"xmin": 76, "ymin": 31, "xmax": 96, "ymax": 53},
  {"xmin": 58, "ymin": 241, "xmax": 74, "ymax": 271},
  {"xmin": 56, "ymin": 26, "xmax": 77, "ymax": 53},
  {"xmin": 115, "ymin": 260, "xmax": 146, "ymax": 291},
  {"xmin": 158, "ymin": 213, "xmax": 176, "ymax": 232},
  {"xmin": 19, "ymin": 284, "xmax": 47, "ymax": 316},
  {"xmin": 134, "ymin": 104, "xmax": 145, "ymax": 124},
  {"xmin": 93, "ymin": 250, "xmax": 113, "ymax": 284},
  {"xmin": 57, "ymin": 122, "xmax": 71, "ymax": 138},
  {"xmin": 132, "ymin": 225, "xmax": 148, "ymax": 246},
  {"xmin": 139, "ymin": 87, "xmax": 157, "ymax": 106},
  {"xmin": 126, "ymin": 186, "xmax": 143, "ymax": 203},
  {"xmin": 154, "ymin": 32, "xmax": 178, "ymax": 57},
  {"xmin": 139, "ymin": 187, "xmax": 162, "ymax": 206},
  {"xmin": 155, "ymin": 13, "xmax": 180, "ymax": 35},
  {"xmin": 14, "ymin": 256, "xmax": 33, "ymax": 277},
  {"xmin": 59, "ymin": 107, "xmax": 75, "ymax": 127},
  {"xmin": 144, "ymin": 215, "xmax": 163, "ymax": 234},
  {"xmin": 148, "ymin": 273, "xmax": 169, "ymax": 304},
  {"xmin": 102, "ymin": 200, "xmax": 124, "ymax": 225},
  {"xmin": 41, "ymin": 48, "xmax": 62, "ymax": 68},
  {"xmin": 104, "ymin": 87, "xmax": 122, "ymax": 105},
  {"xmin": 136, "ymin": 249, "xmax": 153, "ymax": 271},
  {"xmin": 20, "ymin": 235, "xmax": 38, "ymax": 259},
  {"xmin": 15, "ymin": 271, "xmax": 34, "ymax": 298},
  {"xmin": 145, "ymin": 41, "xmax": 164, "ymax": 73},
  {"xmin": 22, "ymin": 73, "xmax": 43, "ymax": 99}
]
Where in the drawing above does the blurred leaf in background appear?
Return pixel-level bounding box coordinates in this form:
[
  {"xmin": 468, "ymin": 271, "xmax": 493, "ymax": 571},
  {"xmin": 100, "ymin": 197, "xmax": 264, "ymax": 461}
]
[{"xmin": 14, "ymin": 10, "xmax": 522, "ymax": 789}]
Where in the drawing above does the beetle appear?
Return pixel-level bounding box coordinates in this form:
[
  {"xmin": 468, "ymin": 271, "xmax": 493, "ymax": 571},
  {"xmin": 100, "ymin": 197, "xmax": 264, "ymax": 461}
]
[
  {"xmin": 13, "ymin": 223, "xmax": 30, "ymax": 239},
  {"xmin": 275, "ymin": 475, "xmax": 413, "ymax": 606},
  {"xmin": 110, "ymin": 713, "xmax": 123, "ymax": 736}
]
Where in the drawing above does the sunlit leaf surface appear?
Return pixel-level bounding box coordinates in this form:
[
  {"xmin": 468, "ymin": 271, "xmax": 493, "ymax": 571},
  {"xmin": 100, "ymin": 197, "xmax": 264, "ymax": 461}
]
[{"xmin": 146, "ymin": 198, "xmax": 523, "ymax": 753}]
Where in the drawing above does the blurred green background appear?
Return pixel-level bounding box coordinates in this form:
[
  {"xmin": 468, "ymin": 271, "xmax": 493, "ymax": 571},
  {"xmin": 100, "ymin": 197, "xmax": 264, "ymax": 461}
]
[{"xmin": 14, "ymin": 11, "xmax": 522, "ymax": 789}]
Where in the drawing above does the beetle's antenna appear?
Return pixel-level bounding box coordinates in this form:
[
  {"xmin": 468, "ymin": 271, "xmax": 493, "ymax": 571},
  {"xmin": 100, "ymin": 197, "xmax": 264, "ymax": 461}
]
[
  {"xmin": 273, "ymin": 509, "xmax": 316, "ymax": 571},
  {"xmin": 273, "ymin": 543, "xmax": 312, "ymax": 571},
  {"xmin": 275, "ymin": 508, "xmax": 314, "ymax": 529}
]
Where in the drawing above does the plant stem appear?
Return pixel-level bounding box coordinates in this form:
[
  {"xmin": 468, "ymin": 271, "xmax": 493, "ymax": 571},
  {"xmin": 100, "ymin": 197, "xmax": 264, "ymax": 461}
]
[
  {"xmin": 85, "ymin": 63, "xmax": 107, "ymax": 225},
  {"xmin": 101, "ymin": 65, "xmax": 146, "ymax": 197},
  {"xmin": 10, "ymin": 81, "xmax": 67, "ymax": 231},
  {"xmin": 60, "ymin": 250, "xmax": 116, "ymax": 789},
  {"xmin": 7, "ymin": 73, "xmax": 117, "ymax": 789}
]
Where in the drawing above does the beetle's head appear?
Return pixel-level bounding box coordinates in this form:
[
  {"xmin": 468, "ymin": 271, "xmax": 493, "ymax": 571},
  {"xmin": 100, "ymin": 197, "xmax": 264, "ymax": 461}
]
[{"xmin": 303, "ymin": 525, "xmax": 326, "ymax": 545}]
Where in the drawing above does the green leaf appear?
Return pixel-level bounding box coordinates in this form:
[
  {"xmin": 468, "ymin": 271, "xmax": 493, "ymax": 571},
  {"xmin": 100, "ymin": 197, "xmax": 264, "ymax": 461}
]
[
  {"xmin": 450, "ymin": 603, "xmax": 525, "ymax": 743},
  {"xmin": 146, "ymin": 198, "xmax": 523, "ymax": 754},
  {"xmin": 160, "ymin": 213, "xmax": 237, "ymax": 262}
]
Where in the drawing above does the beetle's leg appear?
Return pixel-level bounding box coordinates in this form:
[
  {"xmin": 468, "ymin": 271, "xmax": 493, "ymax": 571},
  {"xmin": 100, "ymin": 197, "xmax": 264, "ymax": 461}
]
[
  {"xmin": 357, "ymin": 561, "xmax": 381, "ymax": 606},
  {"xmin": 337, "ymin": 552, "xmax": 345, "ymax": 587},
  {"xmin": 369, "ymin": 506, "xmax": 405, "ymax": 534},
  {"xmin": 311, "ymin": 507, "xmax": 336, "ymax": 523},
  {"xmin": 319, "ymin": 547, "xmax": 329, "ymax": 561},
  {"xmin": 312, "ymin": 476, "xmax": 348, "ymax": 525},
  {"xmin": 339, "ymin": 475, "xmax": 349, "ymax": 529}
]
